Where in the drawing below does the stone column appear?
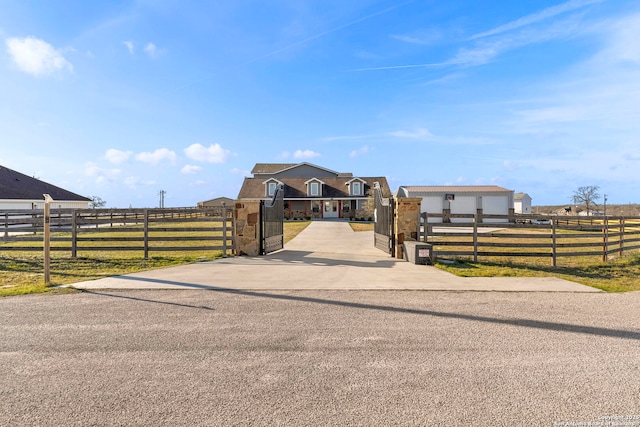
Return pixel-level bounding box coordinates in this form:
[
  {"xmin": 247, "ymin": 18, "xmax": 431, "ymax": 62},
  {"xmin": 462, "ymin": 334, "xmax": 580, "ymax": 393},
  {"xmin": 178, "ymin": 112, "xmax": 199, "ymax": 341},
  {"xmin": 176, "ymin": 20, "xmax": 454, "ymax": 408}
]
[
  {"xmin": 394, "ymin": 198, "xmax": 422, "ymax": 259},
  {"xmin": 235, "ymin": 200, "xmax": 261, "ymax": 256}
]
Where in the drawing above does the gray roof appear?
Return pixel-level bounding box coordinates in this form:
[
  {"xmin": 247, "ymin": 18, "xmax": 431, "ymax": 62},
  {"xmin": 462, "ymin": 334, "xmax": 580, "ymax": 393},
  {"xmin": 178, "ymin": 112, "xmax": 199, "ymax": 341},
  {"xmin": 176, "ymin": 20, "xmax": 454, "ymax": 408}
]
[
  {"xmin": 400, "ymin": 185, "xmax": 513, "ymax": 195},
  {"xmin": 0, "ymin": 165, "xmax": 91, "ymax": 201},
  {"xmin": 238, "ymin": 176, "xmax": 391, "ymax": 199}
]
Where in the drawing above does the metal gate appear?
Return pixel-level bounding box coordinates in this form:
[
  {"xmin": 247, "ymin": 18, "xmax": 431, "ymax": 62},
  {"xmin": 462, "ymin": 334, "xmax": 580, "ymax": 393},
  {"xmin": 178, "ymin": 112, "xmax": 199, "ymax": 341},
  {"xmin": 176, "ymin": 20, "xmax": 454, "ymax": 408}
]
[
  {"xmin": 260, "ymin": 184, "xmax": 285, "ymax": 255},
  {"xmin": 373, "ymin": 182, "xmax": 394, "ymax": 255}
]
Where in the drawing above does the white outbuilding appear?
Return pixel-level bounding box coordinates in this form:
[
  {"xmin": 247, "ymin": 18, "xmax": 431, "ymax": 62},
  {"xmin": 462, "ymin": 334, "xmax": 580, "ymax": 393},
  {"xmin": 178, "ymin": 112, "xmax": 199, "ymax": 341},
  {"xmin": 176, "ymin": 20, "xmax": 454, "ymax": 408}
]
[
  {"xmin": 514, "ymin": 192, "xmax": 532, "ymax": 214},
  {"xmin": 396, "ymin": 185, "xmax": 515, "ymax": 223}
]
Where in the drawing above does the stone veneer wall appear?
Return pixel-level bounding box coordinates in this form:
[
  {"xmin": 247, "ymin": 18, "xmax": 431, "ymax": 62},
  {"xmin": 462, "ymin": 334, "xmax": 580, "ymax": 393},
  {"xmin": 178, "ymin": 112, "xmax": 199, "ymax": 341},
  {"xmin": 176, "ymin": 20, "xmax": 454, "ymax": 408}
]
[
  {"xmin": 393, "ymin": 198, "xmax": 422, "ymax": 259},
  {"xmin": 234, "ymin": 200, "xmax": 261, "ymax": 256}
]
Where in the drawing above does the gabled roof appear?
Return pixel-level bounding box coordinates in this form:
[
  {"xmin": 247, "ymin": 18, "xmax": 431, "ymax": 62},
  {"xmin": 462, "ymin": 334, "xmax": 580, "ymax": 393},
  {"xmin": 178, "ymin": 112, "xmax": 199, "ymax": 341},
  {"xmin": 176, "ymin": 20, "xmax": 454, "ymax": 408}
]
[
  {"xmin": 238, "ymin": 176, "xmax": 391, "ymax": 199},
  {"xmin": 0, "ymin": 165, "xmax": 90, "ymax": 201},
  {"xmin": 251, "ymin": 162, "xmax": 340, "ymax": 176},
  {"xmin": 251, "ymin": 163, "xmax": 298, "ymax": 174}
]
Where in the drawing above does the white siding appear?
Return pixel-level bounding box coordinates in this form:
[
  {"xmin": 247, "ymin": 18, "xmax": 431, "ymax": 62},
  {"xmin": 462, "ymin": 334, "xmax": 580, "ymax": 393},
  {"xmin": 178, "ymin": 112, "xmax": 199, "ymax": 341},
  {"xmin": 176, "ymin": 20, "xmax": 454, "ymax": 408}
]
[
  {"xmin": 482, "ymin": 196, "xmax": 510, "ymax": 223},
  {"xmin": 421, "ymin": 197, "xmax": 444, "ymax": 223},
  {"xmin": 450, "ymin": 196, "xmax": 477, "ymax": 223},
  {"xmin": 0, "ymin": 200, "xmax": 90, "ymax": 210}
]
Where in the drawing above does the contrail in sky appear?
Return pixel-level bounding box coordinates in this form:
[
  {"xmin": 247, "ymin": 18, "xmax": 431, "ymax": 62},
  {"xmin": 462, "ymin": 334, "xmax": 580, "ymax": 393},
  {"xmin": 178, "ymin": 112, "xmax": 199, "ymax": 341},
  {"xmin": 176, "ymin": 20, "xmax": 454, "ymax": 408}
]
[{"xmin": 242, "ymin": 0, "xmax": 415, "ymax": 66}]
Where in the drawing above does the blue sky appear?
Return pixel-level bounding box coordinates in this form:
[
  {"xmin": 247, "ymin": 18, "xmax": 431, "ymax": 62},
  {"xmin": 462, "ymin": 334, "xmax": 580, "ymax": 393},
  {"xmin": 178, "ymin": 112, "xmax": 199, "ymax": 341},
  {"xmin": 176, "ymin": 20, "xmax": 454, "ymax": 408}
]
[{"xmin": 1, "ymin": 0, "xmax": 639, "ymax": 208}]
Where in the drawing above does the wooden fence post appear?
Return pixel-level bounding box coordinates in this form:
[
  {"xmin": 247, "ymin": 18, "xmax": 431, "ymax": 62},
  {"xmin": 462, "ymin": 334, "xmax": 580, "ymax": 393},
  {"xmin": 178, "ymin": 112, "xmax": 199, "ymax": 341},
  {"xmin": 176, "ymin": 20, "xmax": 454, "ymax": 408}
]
[
  {"xmin": 552, "ymin": 218, "xmax": 557, "ymax": 268},
  {"xmin": 4, "ymin": 212, "xmax": 7, "ymax": 238},
  {"xmin": 144, "ymin": 209, "xmax": 149, "ymax": 259},
  {"xmin": 71, "ymin": 210, "xmax": 78, "ymax": 258},
  {"xmin": 620, "ymin": 218, "xmax": 625, "ymax": 258},
  {"xmin": 222, "ymin": 205, "xmax": 228, "ymax": 256},
  {"xmin": 473, "ymin": 213, "xmax": 478, "ymax": 263},
  {"xmin": 602, "ymin": 217, "xmax": 609, "ymax": 262},
  {"xmin": 43, "ymin": 195, "xmax": 52, "ymax": 285}
]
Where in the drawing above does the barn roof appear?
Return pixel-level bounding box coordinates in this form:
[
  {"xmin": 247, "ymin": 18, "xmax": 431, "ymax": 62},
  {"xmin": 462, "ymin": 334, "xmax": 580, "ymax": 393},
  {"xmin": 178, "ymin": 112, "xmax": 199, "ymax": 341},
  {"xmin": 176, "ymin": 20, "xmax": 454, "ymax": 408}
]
[
  {"xmin": 0, "ymin": 165, "xmax": 91, "ymax": 201},
  {"xmin": 400, "ymin": 185, "xmax": 513, "ymax": 194}
]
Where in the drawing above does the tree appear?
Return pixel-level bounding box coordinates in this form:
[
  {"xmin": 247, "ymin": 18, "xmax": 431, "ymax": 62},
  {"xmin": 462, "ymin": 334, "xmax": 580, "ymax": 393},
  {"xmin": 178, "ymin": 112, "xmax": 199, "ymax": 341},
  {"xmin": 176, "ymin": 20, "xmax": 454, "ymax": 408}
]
[
  {"xmin": 89, "ymin": 196, "xmax": 107, "ymax": 209},
  {"xmin": 572, "ymin": 186, "xmax": 600, "ymax": 216}
]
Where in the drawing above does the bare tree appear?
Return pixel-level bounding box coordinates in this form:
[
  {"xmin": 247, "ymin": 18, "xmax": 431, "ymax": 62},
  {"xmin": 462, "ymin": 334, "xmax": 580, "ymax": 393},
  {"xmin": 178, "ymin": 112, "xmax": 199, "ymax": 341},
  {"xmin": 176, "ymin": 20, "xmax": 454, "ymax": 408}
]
[
  {"xmin": 572, "ymin": 186, "xmax": 600, "ymax": 216},
  {"xmin": 89, "ymin": 196, "xmax": 107, "ymax": 209}
]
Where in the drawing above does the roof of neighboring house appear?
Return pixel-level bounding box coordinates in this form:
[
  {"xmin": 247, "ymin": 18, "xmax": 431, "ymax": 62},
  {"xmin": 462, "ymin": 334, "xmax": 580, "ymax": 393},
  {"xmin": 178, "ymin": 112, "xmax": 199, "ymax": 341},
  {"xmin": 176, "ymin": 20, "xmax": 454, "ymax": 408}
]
[
  {"xmin": 238, "ymin": 176, "xmax": 391, "ymax": 199},
  {"xmin": 514, "ymin": 192, "xmax": 531, "ymax": 200},
  {"xmin": 399, "ymin": 185, "xmax": 513, "ymax": 195},
  {"xmin": 0, "ymin": 165, "xmax": 91, "ymax": 201},
  {"xmin": 197, "ymin": 196, "xmax": 235, "ymax": 206}
]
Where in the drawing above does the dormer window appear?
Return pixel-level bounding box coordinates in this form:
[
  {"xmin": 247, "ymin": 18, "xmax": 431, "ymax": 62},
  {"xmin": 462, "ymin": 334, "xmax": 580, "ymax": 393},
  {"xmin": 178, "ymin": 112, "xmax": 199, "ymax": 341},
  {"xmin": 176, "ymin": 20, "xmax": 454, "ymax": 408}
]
[
  {"xmin": 263, "ymin": 179, "xmax": 283, "ymax": 197},
  {"xmin": 346, "ymin": 178, "xmax": 366, "ymax": 196},
  {"xmin": 304, "ymin": 178, "xmax": 325, "ymax": 197},
  {"xmin": 268, "ymin": 182, "xmax": 277, "ymax": 196}
]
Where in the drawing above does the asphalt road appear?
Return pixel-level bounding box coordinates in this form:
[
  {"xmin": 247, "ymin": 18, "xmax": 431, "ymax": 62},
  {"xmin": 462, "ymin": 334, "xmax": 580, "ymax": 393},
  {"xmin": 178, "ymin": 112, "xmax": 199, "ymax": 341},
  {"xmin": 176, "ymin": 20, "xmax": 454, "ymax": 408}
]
[{"xmin": 1, "ymin": 290, "xmax": 639, "ymax": 426}]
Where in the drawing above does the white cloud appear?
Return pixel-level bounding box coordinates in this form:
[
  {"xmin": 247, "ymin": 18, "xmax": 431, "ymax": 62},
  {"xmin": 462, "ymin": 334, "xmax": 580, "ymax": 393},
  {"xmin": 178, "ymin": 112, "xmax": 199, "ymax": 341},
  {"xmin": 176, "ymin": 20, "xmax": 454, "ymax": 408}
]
[
  {"xmin": 293, "ymin": 149, "xmax": 321, "ymax": 159},
  {"xmin": 184, "ymin": 143, "xmax": 230, "ymax": 163},
  {"xmin": 144, "ymin": 42, "xmax": 165, "ymax": 58},
  {"xmin": 84, "ymin": 162, "xmax": 121, "ymax": 184},
  {"xmin": 279, "ymin": 151, "xmax": 291, "ymax": 159},
  {"xmin": 123, "ymin": 41, "xmax": 134, "ymax": 54},
  {"xmin": 5, "ymin": 36, "xmax": 73, "ymax": 77},
  {"xmin": 105, "ymin": 148, "xmax": 133, "ymax": 164},
  {"xmin": 135, "ymin": 148, "xmax": 177, "ymax": 165},
  {"xmin": 388, "ymin": 128, "xmax": 434, "ymax": 140},
  {"xmin": 349, "ymin": 145, "xmax": 371, "ymax": 158},
  {"xmin": 181, "ymin": 164, "xmax": 202, "ymax": 174}
]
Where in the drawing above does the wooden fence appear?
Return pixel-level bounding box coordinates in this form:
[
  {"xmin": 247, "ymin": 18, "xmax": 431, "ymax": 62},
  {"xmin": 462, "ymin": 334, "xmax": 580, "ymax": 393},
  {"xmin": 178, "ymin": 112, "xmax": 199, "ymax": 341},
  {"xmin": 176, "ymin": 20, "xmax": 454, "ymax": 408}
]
[
  {"xmin": 0, "ymin": 207, "xmax": 234, "ymax": 258},
  {"xmin": 419, "ymin": 213, "xmax": 640, "ymax": 266}
]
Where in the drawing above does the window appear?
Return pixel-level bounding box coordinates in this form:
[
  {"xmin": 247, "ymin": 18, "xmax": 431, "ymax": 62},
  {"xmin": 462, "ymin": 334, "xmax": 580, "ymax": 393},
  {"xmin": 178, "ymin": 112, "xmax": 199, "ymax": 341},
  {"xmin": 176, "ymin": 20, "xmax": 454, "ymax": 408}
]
[
  {"xmin": 352, "ymin": 182, "xmax": 361, "ymax": 196},
  {"xmin": 268, "ymin": 182, "xmax": 277, "ymax": 196},
  {"xmin": 310, "ymin": 182, "xmax": 319, "ymax": 196}
]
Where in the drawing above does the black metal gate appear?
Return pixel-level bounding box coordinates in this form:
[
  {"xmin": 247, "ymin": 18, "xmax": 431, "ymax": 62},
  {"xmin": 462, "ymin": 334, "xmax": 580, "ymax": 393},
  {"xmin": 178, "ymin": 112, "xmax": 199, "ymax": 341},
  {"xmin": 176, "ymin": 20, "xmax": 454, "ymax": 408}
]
[
  {"xmin": 260, "ymin": 184, "xmax": 285, "ymax": 255},
  {"xmin": 373, "ymin": 182, "xmax": 394, "ymax": 255}
]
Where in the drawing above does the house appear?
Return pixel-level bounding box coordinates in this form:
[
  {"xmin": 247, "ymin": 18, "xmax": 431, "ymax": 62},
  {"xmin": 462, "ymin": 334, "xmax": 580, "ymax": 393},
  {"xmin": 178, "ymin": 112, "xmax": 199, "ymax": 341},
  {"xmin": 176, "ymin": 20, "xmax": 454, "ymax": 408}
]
[
  {"xmin": 0, "ymin": 165, "xmax": 91, "ymax": 210},
  {"xmin": 514, "ymin": 193, "xmax": 532, "ymax": 214},
  {"xmin": 237, "ymin": 163, "xmax": 391, "ymax": 219},
  {"xmin": 197, "ymin": 197, "xmax": 235, "ymax": 208},
  {"xmin": 396, "ymin": 185, "xmax": 515, "ymax": 223}
]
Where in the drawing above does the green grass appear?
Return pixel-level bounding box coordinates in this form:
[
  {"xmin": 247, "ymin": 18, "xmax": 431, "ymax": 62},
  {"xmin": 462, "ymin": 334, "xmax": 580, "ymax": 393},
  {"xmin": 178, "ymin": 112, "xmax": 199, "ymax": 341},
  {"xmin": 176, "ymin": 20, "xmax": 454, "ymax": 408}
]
[
  {"xmin": 349, "ymin": 222, "xmax": 374, "ymax": 232},
  {"xmin": 433, "ymin": 251, "xmax": 640, "ymax": 293},
  {"xmin": 0, "ymin": 221, "xmax": 311, "ymax": 297}
]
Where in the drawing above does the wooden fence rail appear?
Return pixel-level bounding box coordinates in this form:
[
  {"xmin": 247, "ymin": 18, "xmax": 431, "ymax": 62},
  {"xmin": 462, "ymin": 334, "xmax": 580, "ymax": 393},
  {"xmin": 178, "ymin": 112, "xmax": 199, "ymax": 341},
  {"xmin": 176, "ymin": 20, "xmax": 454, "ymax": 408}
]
[
  {"xmin": 0, "ymin": 207, "xmax": 235, "ymax": 258},
  {"xmin": 418, "ymin": 213, "xmax": 640, "ymax": 267}
]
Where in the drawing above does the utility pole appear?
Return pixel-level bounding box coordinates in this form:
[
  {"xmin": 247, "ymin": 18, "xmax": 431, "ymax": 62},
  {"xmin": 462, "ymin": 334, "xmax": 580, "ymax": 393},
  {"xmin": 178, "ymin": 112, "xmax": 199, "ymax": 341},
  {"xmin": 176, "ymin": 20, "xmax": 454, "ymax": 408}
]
[
  {"xmin": 604, "ymin": 194, "xmax": 607, "ymax": 216},
  {"xmin": 158, "ymin": 190, "xmax": 166, "ymax": 208}
]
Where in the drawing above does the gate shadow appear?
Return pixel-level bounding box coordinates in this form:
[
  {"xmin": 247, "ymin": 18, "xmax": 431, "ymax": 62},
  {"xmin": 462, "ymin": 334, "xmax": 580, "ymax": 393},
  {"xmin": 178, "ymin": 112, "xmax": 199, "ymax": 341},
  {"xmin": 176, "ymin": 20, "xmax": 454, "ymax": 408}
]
[{"xmin": 101, "ymin": 276, "xmax": 640, "ymax": 341}]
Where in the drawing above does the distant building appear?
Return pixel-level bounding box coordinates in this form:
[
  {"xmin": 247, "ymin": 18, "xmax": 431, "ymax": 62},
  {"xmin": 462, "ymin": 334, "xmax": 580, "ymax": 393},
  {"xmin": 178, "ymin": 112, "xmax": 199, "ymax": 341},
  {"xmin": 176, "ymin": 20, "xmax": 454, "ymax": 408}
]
[
  {"xmin": 0, "ymin": 165, "xmax": 90, "ymax": 210},
  {"xmin": 514, "ymin": 193, "xmax": 532, "ymax": 214},
  {"xmin": 197, "ymin": 197, "xmax": 234, "ymax": 208},
  {"xmin": 396, "ymin": 185, "xmax": 515, "ymax": 223}
]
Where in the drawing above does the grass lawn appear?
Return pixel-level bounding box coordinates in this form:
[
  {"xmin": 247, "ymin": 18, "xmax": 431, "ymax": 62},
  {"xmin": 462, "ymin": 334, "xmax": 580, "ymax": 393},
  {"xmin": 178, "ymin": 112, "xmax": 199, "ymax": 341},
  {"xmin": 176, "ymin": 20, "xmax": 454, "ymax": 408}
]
[
  {"xmin": 0, "ymin": 221, "xmax": 312, "ymax": 297},
  {"xmin": 349, "ymin": 222, "xmax": 374, "ymax": 232}
]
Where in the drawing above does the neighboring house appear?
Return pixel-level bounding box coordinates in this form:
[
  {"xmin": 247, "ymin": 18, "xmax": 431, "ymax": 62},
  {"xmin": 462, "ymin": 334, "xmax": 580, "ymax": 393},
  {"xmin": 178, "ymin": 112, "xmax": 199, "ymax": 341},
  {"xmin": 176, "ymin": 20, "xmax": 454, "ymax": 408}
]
[
  {"xmin": 237, "ymin": 162, "xmax": 391, "ymax": 219},
  {"xmin": 514, "ymin": 192, "xmax": 532, "ymax": 214},
  {"xmin": 396, "ymin": 185, "xmax": 515, "ymax": 223},
  {"xmin": 0, "ymin": 165, "xmax": 91, "ymax": 210},
  {"xmin": 197, "ymin": 197, "xmax": 235, "ymax": 208}
]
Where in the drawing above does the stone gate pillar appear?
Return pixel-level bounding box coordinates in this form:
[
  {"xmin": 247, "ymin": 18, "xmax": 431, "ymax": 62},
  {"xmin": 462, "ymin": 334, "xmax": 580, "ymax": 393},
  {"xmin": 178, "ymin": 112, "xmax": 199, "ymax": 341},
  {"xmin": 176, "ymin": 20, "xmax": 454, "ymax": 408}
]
[
  {"xmin": 235, "ymin": 200, "xmax": 261, "ymax": 256},
  {"xmin": 394, "ymin": 198, "xmax": 422, "ymax": 259}
]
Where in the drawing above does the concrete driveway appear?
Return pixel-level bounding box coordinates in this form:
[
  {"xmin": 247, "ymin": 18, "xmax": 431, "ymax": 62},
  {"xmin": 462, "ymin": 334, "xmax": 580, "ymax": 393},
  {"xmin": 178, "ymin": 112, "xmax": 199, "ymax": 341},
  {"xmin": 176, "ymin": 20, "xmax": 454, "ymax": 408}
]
[{"xmin": 72, "ymin": 221, "xmax": 600, "ymax": 292}]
